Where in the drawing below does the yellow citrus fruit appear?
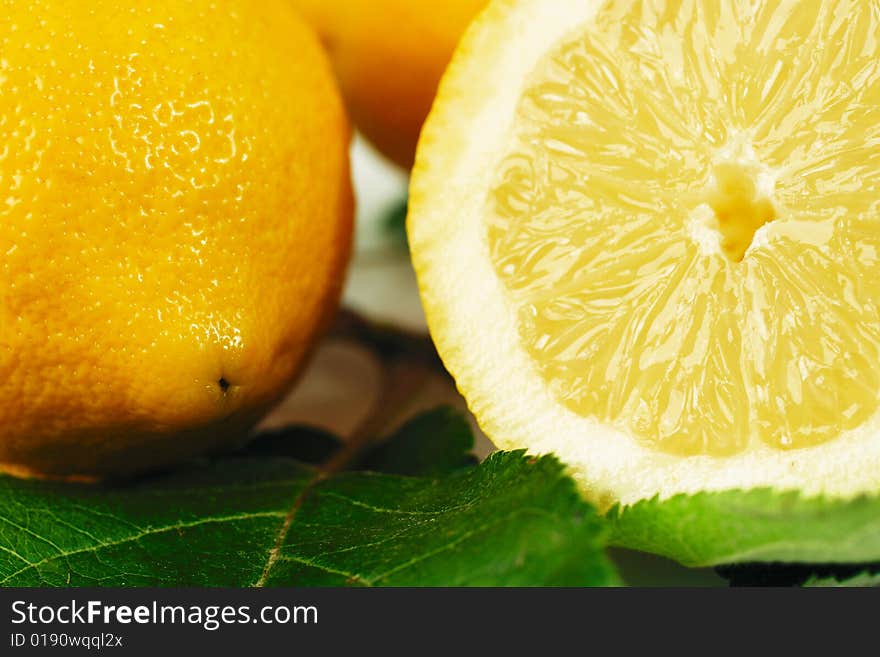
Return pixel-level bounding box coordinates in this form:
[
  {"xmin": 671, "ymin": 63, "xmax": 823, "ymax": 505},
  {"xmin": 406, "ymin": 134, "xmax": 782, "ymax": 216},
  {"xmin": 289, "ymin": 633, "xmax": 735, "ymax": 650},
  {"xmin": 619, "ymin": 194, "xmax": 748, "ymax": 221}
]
[
  {"xmin": 410, "ymin": 0, "xmax": 880, "ymax": 509},
  {"xmin": 0, "ymin": 0, "xmax": 353, "ymax": 478},
  {"xmin": 291, "ymin": 0, "xmax": 486, "ymax": 169}
]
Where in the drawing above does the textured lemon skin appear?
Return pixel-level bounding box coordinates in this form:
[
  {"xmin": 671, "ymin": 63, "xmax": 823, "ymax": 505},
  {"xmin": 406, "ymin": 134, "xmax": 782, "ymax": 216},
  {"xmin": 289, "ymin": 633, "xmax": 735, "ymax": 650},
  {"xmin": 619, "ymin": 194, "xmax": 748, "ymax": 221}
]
[
  {"xmin": 291, "ymin": 0, "xmax": 486, "ymax": 169},
  {"xmin": 409, "ymin": 0, "xmax": 880, "ymax": 509},
  {"xmin": 0, "ymin": 0, "xmax": 353, "ymax": 478}
]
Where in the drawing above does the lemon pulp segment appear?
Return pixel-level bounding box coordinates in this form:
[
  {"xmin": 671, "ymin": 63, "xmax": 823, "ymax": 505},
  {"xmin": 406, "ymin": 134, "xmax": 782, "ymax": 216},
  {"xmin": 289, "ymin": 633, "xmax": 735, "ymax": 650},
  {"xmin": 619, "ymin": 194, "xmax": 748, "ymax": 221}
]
[{"xmin": 488, "ymin": 0, "xmax": 880, "ymax": 456}]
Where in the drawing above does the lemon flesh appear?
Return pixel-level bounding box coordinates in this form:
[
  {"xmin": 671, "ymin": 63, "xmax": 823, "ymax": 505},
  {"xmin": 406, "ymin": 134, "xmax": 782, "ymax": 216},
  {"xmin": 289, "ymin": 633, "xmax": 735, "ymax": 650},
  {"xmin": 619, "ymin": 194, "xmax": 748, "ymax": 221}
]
[
  {"xmin": 490, "ymin": 0, "xmax": 880, "ymax": 457},
  {"xmin": 410, "ymin": 0, "xmax": 880, "ymax": 506}
]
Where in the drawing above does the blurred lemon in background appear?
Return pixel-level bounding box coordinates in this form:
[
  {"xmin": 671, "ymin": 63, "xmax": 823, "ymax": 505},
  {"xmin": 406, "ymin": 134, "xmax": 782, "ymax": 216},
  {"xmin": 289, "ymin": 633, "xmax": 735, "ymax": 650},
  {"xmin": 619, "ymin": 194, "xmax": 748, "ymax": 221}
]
[
  {"xmin": 0, "ymin": 0, "xmax": 352, "ymax": 478},
  {"xmin": 292, "ymin": 0, "xmax": 487, "ymax": 169}
]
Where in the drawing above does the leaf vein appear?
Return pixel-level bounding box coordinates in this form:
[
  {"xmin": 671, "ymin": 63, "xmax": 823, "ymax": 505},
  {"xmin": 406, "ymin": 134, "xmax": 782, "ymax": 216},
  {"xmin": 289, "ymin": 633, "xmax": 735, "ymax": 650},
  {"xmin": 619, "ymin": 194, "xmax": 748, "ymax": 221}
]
[
  {"xmin": 0, "ymin": 510, "xmax": 286, "ymax": 585},
  {"xmin": 275, "ymin": 554, "xmax": 372, "ymax": 586},
  {"xmin": 318, "ymin": 491, "xmax": 467, "ymax": 516},
  {"xmin": 371, "ymin": 509, "xmax": 538, "ymax": 584},
  {"xmin": 0, "ymin": 515, "xmax": 65, "ymax": 554}
]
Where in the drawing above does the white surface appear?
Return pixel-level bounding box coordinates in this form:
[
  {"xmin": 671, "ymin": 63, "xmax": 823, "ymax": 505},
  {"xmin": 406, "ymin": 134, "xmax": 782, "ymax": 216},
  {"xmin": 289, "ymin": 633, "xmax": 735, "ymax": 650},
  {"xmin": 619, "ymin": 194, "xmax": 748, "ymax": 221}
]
[
  {"xmin": 261, "ymin": 135, "xmax": 493, "ymax": 457},
  {"xmin": 342, "ymin": 136, "xmax": 427, "ymax": 332}
]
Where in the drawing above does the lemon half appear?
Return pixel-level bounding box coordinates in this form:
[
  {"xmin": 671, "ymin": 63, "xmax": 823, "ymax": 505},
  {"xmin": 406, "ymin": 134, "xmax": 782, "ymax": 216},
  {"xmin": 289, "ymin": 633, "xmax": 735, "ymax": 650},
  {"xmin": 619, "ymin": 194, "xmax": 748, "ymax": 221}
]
[{"xmin": 409, "ymin": 0, "xmax": 880, "ymax": 509}]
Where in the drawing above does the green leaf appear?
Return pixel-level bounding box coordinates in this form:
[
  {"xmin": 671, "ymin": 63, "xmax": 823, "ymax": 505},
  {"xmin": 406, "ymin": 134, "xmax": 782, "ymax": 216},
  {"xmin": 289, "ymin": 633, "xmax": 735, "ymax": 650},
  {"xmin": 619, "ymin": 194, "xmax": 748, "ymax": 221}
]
[
  {"xmin": 242, "ymin": 407, "xmax": 474, "ymax": 475},
  {"xmin": 0, "ymin": 411, "xmax": 617, "ymax": 587},
  {"xmin": 357, "ymin": 407, "xmax": 477, "ymax": 477},
  {"xmin": 717, "ymin": 562, "xmax": 880, "ymax": 587},
  {"xmin": 244, "ymin": 425, "xmax": 341, "ymax": 465},
  {"xmin": 806, "ymin": 569, "xmax": 880, "ymax": 587},
  {"xmin": 381, "ymin": 196, "xmax": 409, "ymax": 250},
  {"xmin": 609, "ymin": 489, "xmax": 880, "ymax": 568},
  {"xmin": 262, "ymin": 452, "xmax": 617, "ymax": 587}
]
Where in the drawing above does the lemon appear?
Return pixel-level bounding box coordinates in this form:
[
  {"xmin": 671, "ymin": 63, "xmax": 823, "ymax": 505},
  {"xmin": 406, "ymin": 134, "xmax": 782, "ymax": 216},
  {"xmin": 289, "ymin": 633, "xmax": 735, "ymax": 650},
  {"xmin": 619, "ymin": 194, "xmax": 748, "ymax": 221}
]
[
  {"xmin": 410, "ymin": 0, "xmax": 880, "ymax": 508},
  {"xmin": 0, "ymin": 0, "xmax": 352, "ymax": 478},
  {"xmin": 291, "ymin": 0, "xmax": 486, "ymax": 169}
]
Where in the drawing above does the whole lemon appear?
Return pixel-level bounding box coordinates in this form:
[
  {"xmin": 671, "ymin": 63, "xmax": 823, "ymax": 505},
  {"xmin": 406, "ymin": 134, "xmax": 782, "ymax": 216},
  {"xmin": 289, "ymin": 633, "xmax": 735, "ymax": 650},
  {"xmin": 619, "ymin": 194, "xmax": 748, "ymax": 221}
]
[
  {"xmin": 292, "ymin": 0, "xmax": 486, "ymax": 169},
  {"xmin": 0, "ymin": 0, "xmax": 353, "ymax": 478}
]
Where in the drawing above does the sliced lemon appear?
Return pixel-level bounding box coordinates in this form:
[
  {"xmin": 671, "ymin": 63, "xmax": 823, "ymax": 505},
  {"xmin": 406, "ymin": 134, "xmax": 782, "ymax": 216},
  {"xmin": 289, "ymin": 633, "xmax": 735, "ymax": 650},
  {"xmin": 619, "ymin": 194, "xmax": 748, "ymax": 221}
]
[{"xmin": 409, "ymin": 0, "xmax": 880, "ymax": 509}]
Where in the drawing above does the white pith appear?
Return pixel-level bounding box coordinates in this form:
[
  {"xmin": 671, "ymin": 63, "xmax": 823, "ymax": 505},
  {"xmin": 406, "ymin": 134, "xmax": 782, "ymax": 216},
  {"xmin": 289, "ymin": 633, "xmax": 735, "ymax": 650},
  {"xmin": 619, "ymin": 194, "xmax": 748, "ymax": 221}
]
[{"xmin": 408, "ymin": 0, "xmax": 880, "ymax": 509}]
